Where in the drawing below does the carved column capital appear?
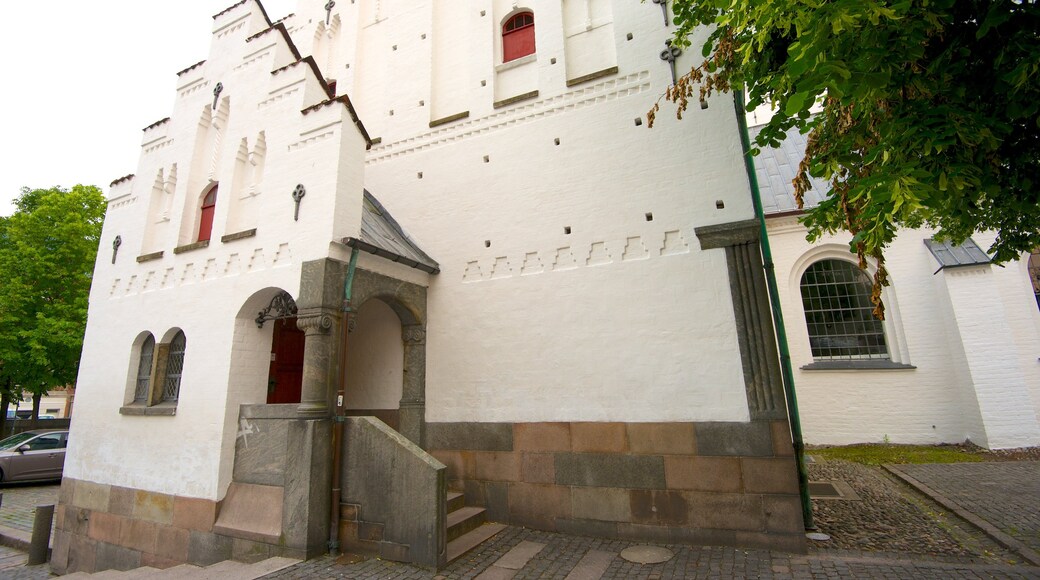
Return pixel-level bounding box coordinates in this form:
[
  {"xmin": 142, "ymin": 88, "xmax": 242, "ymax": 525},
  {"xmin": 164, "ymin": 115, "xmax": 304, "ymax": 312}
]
[
  {"xmin": 402, "ymin": 325, "xmax": 426, "ymax": 345},
  {"xmin": 296, "ymin": 309, "xmax": 335, "ymax": 335}
]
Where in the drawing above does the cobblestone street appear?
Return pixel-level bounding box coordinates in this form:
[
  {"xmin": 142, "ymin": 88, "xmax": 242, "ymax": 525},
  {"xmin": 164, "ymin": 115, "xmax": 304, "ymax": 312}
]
[{"xmin": 3, "ymin": 466, "xmax": 1040, "ymax": 579}]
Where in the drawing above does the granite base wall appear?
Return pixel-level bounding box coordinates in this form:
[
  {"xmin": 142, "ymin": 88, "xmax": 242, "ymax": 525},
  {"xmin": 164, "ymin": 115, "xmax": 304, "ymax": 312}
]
[
  {"xmin": 428, "ymin": 420, "xmax": 806, "ymax": 554},
  {"xmin": 50, "ymin": 478, "xmax": 304, "ymax": 575}
]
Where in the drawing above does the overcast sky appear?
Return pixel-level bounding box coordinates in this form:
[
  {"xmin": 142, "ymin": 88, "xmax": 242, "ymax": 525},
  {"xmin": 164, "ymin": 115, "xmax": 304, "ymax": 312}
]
[{"xmin": 0, "ymin": 0, "xmax": 296, "ymax": 216}]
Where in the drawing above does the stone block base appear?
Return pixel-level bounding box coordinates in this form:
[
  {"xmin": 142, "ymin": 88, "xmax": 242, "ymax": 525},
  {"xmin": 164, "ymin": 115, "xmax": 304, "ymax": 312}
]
[
  {"xmin": 50, "ymin": 478, "xmax": 304, "ymax": 575},
  {"xmin": 428, "ymin": 420, "xmax": 806, "ymax": 554}
]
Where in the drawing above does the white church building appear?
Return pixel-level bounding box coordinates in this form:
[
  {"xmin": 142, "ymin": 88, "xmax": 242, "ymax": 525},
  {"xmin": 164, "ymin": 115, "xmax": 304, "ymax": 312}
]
[
  {"xmin": 55, "ymin": 0, "xmax": 806, "ymax": 573},
  {"xmin": 53, "ymin": 0, "xmax": 1040, "ymax": 575}
]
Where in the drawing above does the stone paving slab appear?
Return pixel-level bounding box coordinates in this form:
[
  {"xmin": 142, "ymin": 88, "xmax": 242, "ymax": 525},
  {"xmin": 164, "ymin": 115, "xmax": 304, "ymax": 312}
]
[
  {"xmin": 258, "ymin": 526, "xmax": 1040, "ymax": 579},
  {"xmin": 888, "ymin": 462, "xmax": 1040, "ymax": 566}
]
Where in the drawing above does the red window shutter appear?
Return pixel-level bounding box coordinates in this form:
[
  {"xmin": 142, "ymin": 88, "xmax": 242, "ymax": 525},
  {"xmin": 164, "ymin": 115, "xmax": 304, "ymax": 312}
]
[
  {"xmin": 198, "ymin": 186, "xmax": 217, "ymax": 242},
  {"xmin": 503, "ymin": 14, "xmax": 535, "ymax": 62}
]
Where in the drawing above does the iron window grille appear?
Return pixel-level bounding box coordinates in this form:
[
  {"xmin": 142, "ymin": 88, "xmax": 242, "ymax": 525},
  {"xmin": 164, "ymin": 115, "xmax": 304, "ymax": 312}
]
[
  {"xmin": 134, "ymin": 335, "xmax": 155, "ymax": 402},
  {"xmin": 163, "ymin": 331, "xmax": 187, "ymax": 402},
  {"xmin": 800, "ymin": 259, "xmax": 888, "ymax": 360}
]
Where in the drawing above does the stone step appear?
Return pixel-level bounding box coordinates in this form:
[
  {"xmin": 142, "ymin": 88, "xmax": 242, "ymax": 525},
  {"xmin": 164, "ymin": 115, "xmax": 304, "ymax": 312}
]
[
  {"xmin": 58, "ymin": 556, "xmax": 299, "ymax": 579},
  {"xmin": 446, "ymin": 522, "xmax": 506, "ymax": 563},
  {"xmin": 446, "ymin": 505, "xmax": 487, "ymax": 542},
  {"xmin": 150, "ymin": 563, "xmax": 205, "ymax": 578},
  {"xmin": 447, "ymin": 491, "xmax": 466, "ymax": 514}
]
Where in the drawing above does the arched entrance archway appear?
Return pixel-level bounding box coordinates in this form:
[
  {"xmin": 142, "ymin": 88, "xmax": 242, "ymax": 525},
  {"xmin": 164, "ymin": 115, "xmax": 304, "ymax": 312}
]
[{"xmin": 345, "ymin": 298, "xmax": 404, "ymax": 429}]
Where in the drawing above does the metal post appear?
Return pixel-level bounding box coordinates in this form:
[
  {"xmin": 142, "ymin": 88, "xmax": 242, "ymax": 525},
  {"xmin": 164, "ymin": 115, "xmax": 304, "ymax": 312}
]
[{"xmin": 27, "ymin": 504, "xmax": 54, "ymax": 565}]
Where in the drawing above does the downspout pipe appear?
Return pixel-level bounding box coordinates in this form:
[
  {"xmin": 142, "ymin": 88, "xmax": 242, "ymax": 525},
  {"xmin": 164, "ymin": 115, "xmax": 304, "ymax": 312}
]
[
  {"xmin": 732, "ymin": 91, "xmax": 816, "ymax": 531},
  {"xmin": 329, "ymin": 246, "xmax": 360, "ymax": 556}
]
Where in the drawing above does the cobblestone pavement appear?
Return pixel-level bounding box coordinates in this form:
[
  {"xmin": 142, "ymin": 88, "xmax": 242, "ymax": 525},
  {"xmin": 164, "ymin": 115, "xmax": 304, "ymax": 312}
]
[
  {"xmin": 893, "ymin": 462, "xmax": 1040, "ymax": 557},
  {"xmin": 259, "ymin": 526, "xmax": 1040, "ymax": 580},
  {"xmin": 0, "ymin": 483, "xmax": 59, "ymax": 534}
]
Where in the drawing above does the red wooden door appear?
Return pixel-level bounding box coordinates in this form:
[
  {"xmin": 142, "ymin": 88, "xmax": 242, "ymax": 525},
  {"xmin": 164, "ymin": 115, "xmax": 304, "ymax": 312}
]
[{"xmin": 267, "ymin": 318, "xmax": 305, "ymax": 404}]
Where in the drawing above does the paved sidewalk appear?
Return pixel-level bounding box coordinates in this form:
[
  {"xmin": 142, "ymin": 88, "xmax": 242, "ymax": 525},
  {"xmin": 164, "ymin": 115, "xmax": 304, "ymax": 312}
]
[
  {"xmin": 889, "ymin": 462, "xmax": 1040, "ymax": 566},
  {"xmin": 259, "ymin": 525, "xmax": 1040, "ymax": 579}
]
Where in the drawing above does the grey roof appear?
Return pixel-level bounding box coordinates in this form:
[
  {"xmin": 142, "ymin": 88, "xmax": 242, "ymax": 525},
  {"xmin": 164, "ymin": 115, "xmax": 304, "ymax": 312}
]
[
  {"xmin": 749, "ymin": 124, "xmax": 830, "ymax": 215},
  {"xmin": 924, "ymin": 238, "xmax": 991, "ymax": 270},
  {"xmin": 347, "ymin": 190, "xmax": 439, "ymax": 274}
]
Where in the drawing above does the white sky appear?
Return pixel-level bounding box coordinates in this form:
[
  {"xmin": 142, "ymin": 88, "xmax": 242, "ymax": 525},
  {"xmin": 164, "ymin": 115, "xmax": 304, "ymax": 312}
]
[{"xmin": 0, "ymin": 0, "xmax": 297, "ymax": 216}]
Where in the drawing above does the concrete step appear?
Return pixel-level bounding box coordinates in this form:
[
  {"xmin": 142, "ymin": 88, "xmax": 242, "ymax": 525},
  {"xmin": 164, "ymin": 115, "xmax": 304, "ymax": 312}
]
[
  {"xmin": 446, "ymin": 522, "xmax": 506, "ymax": 563},
  {"xmin": 119, "ymin": 567, "xmax": 161, "ymax": 578},
  {"xmin": 447, "ymin": 491, "xmax": 466, "ymax": 514},
  {"xmin": 447, "ymin": 505, "xmax": 487, "ymax": 542}
]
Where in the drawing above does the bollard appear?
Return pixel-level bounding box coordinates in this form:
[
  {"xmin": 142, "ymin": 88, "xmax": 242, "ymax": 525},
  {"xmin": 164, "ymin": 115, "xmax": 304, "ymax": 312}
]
[{"xmin": 27, "ymin": 504, "xmax": 54, "ymax": 565}]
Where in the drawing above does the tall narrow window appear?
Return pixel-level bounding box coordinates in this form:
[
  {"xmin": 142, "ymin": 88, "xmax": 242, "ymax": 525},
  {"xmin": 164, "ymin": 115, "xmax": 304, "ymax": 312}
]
[
  {"xmin": 800, "ymin": 260, "xmax": 888, "ymax": 360},
  {"xmin": 134, "ymin": 335, "xmax": 155, "ymax": 403},
  {"xmin": 198, "ymin": 186, "xmax": 218, "ymax": 242},
  {"xmin": 503, "ymin": 12, "xmax": 535, "ymax": 62},
  {"xmin": 163, "ymin": 331, "xmax": 187, "ymax": 402},
  {"xmin": 1029, "ymin": 250, "xmax": 1040, "ymax": 311}
]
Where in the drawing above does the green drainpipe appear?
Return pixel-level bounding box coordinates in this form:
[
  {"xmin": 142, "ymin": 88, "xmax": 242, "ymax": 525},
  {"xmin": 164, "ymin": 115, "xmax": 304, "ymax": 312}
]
[{"xmin": 732, "ymin": 91, "xmax": 816, "ymax": 531}]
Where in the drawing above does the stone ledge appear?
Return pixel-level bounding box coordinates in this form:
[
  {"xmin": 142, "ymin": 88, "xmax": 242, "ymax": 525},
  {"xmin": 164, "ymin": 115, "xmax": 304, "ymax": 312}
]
[
  {"xmin": 220, "ymin": 229, "xmax": 257, "ymax": 243},
  {"xmin": 494, "ymin": 90, "xmax": 539, "ymax": 109},
  {"xmin": 801, "ymin": 360, "xmax": 917, "ymax": 371},
  {"xmin": 566, "ymin": 66, "xmax": 619, "ymax": 88},
  {"xmin": 429, "ymin": 111, "xmax": 470, "ymax": 128},
  {"xmin": 119, "ymin": 404, "xmax": 177, "ymax": 416},
  {"xmin": 136, "ymin": 251, "xmax": 164, "ymax": 263},
  {"xmin": 695, "ymin": 219, "xmax": 760, "ymax": 250},
  {"xmin": 173, "ymin": 240, "xmax": 210, "ymax": 255}
]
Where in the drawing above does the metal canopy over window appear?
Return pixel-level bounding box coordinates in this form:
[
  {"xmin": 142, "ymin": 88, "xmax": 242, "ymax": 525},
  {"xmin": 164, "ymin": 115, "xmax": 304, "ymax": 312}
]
[
  {"xmin": 134, "ymin": 335, "xmax": 155, "ymax": 402},
  {"xmin": 163, "ymin": 331, "xmax": 186, "ymax": 402},
  {"xmin": 800, "ymin": 260, "xmax": 888, "ymax": 360},
  {"xmin": 923, "ymin": 237, "xmax": 991, "ymax": 271}
]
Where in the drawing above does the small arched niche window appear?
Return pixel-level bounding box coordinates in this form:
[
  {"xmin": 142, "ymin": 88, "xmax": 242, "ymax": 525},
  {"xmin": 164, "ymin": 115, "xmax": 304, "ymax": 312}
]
[
  {"xmin": 800, "ymin": 259, "xmax": 888, "ymax": 360},
  {"xmin": 163, "ymin": 331, "xmax": 187, "ymax": 402},
  {"xmin": 197, "ymin": 185, "xmax": 218, "ymax": 242},
  {"xmin": 134, "ymin": 334, "xmax": 155, "ymax": 403},
  {"xmin": 503, "ymin": 11, "xmax": 535, "ymax": 62}
]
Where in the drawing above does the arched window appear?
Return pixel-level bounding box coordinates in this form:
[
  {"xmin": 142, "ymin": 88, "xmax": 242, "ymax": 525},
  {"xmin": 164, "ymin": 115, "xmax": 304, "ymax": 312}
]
[
  {"xmin": 800, "ymin": 259, "xmax": 888, "ymax": 360},
  {"xmin": 163, "ymin": 331, "xmax": 187, "ymax": 402},
  {"xmin": 134, "ymin": 334, "xmax": 155, "ymax": 403},
  {"xmin": 197, "ymin": 186, "xmax": 218, "ymax": 242},
  {"xmin": 503, "ymin": 11, "xmax": 535, "ymax": 62}
]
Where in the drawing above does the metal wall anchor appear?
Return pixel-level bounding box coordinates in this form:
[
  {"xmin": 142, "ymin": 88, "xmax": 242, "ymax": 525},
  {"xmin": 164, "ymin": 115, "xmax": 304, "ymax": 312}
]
[
  {"xmin": 660, "ymin": 40, "xmax": 682, "ymax": 84},
  {"xmin": 292, "ymin": 184, "xmax": 307, "ymax": 221}
]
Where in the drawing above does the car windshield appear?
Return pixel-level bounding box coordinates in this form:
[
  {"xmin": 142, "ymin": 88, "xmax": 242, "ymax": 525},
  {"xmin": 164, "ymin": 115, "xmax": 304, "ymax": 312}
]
[{"xmin": 0, "ymin": 432, "xmax": 36, "ymax": 451}]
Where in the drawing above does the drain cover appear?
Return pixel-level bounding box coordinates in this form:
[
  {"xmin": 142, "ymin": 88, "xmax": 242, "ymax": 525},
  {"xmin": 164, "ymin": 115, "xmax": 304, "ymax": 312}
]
[{"xmin": 620, "ymin": 546, "xmax": 673, "ymax": 564}]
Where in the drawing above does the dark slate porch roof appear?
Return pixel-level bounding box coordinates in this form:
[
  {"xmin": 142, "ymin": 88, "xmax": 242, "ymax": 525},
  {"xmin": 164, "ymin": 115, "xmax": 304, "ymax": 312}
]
[
  {"xmin": 749, "ymin": 124, "xmax": 830, "ymax": 215},
  {"xmin": 343, "ymin": 190, "xmax": 439, "ymax": 274}
]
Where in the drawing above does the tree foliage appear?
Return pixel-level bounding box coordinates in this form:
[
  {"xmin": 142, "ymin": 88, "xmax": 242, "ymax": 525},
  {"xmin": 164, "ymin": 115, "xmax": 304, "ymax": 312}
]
[
  {"xmin": 0, "ymin": 186, "xmax": 106, "ymax": 401},
  {"xmin": 651, "ymin": 0, "xmax": 1040, "ymax": 318}
]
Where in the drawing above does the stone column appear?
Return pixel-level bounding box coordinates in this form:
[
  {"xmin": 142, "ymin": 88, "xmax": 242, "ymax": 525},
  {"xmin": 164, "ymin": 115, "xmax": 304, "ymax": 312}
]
[
  {"xmin": 400, "ymin": 324, "xmax": 427, "ymax": 446},
  {"xmin": 696, "ymin": 219, "xmax": 786, "ymax": 421},
  {"xmin": 296, "ymin": 308, "xmax": 336, "ymax": 417}
]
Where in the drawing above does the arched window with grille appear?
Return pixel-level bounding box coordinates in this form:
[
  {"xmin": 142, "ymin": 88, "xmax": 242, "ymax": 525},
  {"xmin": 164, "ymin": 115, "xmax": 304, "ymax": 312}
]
[
  {"xmin": 134, "ymin": 334, "xmax": 155, "ymax": 403},
  {"xmin": 800, "ymin": 259, "xmax": 888, "ymax": 360},
  {"xmin": 197, "ymin": 185, "xmax": 218, "ymax": 242},
  {"xmin": 163, "ymin": 331, "xmax": 187, "ymax": 402},
  {"xmin": 503, "ymin": 11, "xmax": 535, "ymax": 62}
]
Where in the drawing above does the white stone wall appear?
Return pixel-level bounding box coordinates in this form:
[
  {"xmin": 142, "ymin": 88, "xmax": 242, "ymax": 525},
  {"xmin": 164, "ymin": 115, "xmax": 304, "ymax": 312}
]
[
  {"xmin": 768, "ymin": 217, "xmax": 1040, "ymax": 448},
  {"xmin": 69, "ymin": 0, "xmax": 369, "ymax": 500},
  {"xmin": 72, "ymin": 0, "xmax": 768, "ymax": 501}
]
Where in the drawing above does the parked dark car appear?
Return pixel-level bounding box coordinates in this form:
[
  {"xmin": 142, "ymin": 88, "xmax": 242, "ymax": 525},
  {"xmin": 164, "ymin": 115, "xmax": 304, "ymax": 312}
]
[{"xmin": 0, "ymin": 429, "xmax": 68, "ymax": 483}]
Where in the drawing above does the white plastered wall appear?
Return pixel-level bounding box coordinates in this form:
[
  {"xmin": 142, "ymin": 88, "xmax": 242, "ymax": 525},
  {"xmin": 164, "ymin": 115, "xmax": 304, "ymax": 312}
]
[
  {"xmin": 768, "ymin": 217, "xmax": 1040, "ymax": 447},
  {"xmin": 69, "ymin": 0, "xmax": 369, "ymax": 500}
]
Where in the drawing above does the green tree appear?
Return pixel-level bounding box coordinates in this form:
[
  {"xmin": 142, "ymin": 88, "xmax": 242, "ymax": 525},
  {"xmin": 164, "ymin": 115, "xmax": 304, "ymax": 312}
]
[
  {"xmin": 0, "ymin": 185, "xmax": 106, "ymax": 426},
  {"xmin": 651, "ymin": 0, "xmax": 1040, "ymax": 317}
]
